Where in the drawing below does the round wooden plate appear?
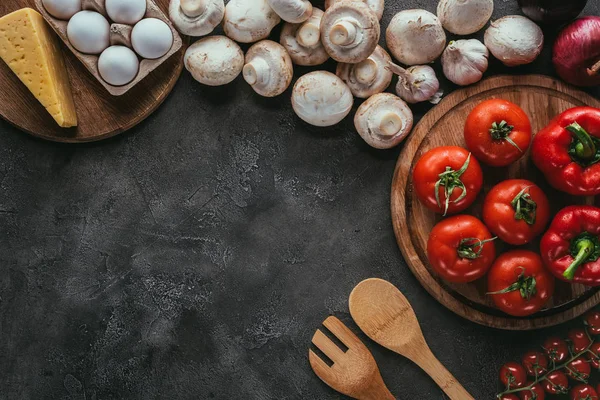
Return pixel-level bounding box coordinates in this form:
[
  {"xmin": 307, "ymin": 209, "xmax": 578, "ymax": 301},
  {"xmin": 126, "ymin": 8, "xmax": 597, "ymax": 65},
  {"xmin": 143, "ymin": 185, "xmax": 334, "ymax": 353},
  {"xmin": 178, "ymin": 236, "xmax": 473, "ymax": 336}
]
[
  {"xmin": 391, "ymin": 75, "xmax": 600, "ymax": 330},
  {"xmin": 0, "ymin": 0, "xmax": 184, "ymax": 143}
]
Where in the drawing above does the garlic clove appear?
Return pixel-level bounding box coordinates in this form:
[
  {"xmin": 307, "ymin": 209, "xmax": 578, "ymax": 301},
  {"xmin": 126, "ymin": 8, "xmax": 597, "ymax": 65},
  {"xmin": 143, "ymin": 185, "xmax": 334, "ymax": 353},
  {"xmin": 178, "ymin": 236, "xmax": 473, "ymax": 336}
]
[
  {"xmin": 354, "ymin": 93, "xmax": 414, "ymax": 149},
  {"xmin": 441, "ymin": 39, "xmax": 489, "ymax": 86},
  {"xmin": 388, "ymin": 62, "xmax": 443, "ymax": 104}
]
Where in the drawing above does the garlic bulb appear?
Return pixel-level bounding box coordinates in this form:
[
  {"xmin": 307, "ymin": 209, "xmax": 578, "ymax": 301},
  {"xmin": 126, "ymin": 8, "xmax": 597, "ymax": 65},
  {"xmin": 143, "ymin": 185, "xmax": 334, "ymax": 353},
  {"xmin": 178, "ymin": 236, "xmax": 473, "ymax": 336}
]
[
  {"xmin": 437, "ymin": 0, "xmax": 494, "ymax": 35},
  {"xmin": 387, "ymin": 63, "xmax": 443, "ymax": 104},
  {"xmin": 442, "ymin": 39, "xmax": 489, "ymax": 86},
  {"xmin": 484, "ymin": 15, "xmax": 543, "ymax": 67}
]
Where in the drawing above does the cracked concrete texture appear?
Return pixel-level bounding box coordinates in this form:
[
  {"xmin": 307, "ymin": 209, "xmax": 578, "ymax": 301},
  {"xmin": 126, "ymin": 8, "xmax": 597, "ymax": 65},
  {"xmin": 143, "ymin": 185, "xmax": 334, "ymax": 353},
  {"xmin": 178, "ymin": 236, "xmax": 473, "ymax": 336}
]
[{"xmin": 1, "ymin": 0, "xmax": 600, "ymax": 399}]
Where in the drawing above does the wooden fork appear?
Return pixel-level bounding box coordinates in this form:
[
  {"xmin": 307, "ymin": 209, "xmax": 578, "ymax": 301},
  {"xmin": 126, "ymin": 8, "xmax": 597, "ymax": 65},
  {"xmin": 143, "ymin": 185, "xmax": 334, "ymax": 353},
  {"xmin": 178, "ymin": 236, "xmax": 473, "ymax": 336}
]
[{"xmin": 308, "ymin": 316, "xmax": 395, "ymax": 400}]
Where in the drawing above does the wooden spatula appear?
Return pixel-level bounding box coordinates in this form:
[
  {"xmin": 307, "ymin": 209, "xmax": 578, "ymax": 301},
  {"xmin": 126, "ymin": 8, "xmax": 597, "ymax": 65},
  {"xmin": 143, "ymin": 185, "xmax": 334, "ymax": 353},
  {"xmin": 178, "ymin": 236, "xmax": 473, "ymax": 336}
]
[
  {"xmin": 308, "ymin": 316, "xmax": 395, "ymax": 400},
  {"xmin": 349, "ymin": 278, "xmax": 475, "ymax": 400}
]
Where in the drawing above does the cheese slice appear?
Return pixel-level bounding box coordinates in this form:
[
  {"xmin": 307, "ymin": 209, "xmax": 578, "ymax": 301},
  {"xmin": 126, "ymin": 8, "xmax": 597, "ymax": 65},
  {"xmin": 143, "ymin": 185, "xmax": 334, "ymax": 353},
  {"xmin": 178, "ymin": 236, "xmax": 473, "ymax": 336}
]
[{"xmin": 0, "ymin": 8, "xmax": 77, "ymax": 128}]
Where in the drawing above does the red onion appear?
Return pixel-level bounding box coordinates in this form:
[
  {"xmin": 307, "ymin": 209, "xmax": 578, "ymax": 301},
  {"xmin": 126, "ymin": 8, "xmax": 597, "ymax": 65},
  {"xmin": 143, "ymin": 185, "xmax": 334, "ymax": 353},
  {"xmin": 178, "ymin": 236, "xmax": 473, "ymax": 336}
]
[
  {"xmin": 518, "ymin": 0, "xmax": 588, "ymax": 25},
  {"xmin": 553, "ymin": 16, "xmax": 600, "ymax": 87}
]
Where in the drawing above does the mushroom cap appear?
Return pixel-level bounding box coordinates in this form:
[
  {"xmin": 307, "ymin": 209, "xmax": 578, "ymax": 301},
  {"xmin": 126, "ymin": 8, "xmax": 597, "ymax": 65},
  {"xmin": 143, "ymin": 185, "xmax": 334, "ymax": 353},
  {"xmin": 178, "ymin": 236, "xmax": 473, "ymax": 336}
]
[
  {"xmin": 223, "ymin": 0, "xmax": 281, "ymax": 43},
  {"xmin": 184, "ymin": 35, "xmax": 244, "ymax": 86},
  {"xmin": 280, "ymin": 8, "xmax": 329, "ymax": 66},
  {"xmin": 354, "ymin": 93, "xmax": 414, "ymax": 149},
  {"xmin": 320, "ymin": 1, "xmax": 380, "ymax": 64},
  {"xmin": 324, "ymin": 0, "xmax": 384, "ymax": 20},
  {"xmin": 169, "ymin": 0, "xmax": 225, "ymax": 36},
  {"xmin": 243, "ymin": 40, "xmax": 294, "ymax": 97},
  {"xmin": 336, "ymin": 45, "xmax": 393, "ymax": 99},
  {"xmin": 292, "ymin": 71, "xmax": 354, "ymax": 127},
  {"xmin": 386, "ymin": 9, "xmax": 446, "ymax": 65},
  {"xmin": 267, "ymin": 0, "xmax": 312, "ymax": 23},
  {"xmin": 437, "ymin": 0, "xmax": 493, "ymax": 35},
  {"xmin": 484, "ymin": 15, "xmax": 543, "ymax": 67}
]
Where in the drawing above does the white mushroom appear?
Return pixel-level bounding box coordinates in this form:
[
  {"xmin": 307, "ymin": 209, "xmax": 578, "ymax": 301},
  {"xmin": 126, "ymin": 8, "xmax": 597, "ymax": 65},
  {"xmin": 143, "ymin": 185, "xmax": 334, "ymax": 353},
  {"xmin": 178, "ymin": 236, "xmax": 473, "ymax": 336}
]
[
  {"xmin": 280, "ymin": 8, "xmax": 329, "ymax": 66},
  {"xmin": 291, "ymin": 71, "xmax": 354, "ymax": 127},
  {"xmin": 320, "ymin": 1, "xmax": 380, "ymax": 64},
  {"xmin": 336, "ymin": 45, "xmax": 393, "ymax": 99},
  {"xmin": 324, "ymin": 0, "xmax": 384, "ymax": 21},
  {"xmin": 437, "ymin": 0, "xmax": 494, "ymax": 35},
  {"xmin": 223, "ymin": 0, "xmax": 281, "ymax": 43},
  {"xmin": 243, "ymin": 40, "xmax": 294, "ymax": 97},
  {"xmin": 169, "ymin": 0, "xmax": 225, "ymax": 37},
  {"xmin": 386, "ymin": 9, "xmax": 446, "ymax": 65},
  {"xmin": 184, "ymin": 36, "xmax": 244, "ymax": 86},
  {"xmin": 354, "ymin": 93, "xmax": 414, "ymax": 149},
  {"xmin": 267, "ymin": 0, "xmax": 312, "ymax": 23}
]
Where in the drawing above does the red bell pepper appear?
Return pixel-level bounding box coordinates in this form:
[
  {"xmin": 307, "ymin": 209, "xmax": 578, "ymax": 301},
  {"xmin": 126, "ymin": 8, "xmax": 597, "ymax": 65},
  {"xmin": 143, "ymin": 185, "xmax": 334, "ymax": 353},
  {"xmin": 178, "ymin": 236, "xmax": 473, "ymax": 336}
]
[
  {"xmin": 540, "ymin": 206, "xmax": 600, "ymax": 286},
  {"xmin": 532, "ymin": 107, "xmax": 600, "ymax": 196}
]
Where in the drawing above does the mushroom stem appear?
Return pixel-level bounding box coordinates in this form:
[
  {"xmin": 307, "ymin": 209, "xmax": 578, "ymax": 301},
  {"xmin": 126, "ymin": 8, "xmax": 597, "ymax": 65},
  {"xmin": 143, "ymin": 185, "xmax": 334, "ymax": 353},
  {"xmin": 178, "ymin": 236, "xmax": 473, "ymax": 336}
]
[
  {"xmin": 354, "ymin": 58, "xmax": 377, "ymax": 84},
  {"xmin": 330, "ymin": 19, "xmax": 357, "ymax": 46},
  {"xmin": 296, "ymin": 22, "xmax": 320, "ymax": 47},
  {"xmin": 181, "ymin": 0, "xmax": 208, "ymax": 17},
  {"xmin": 379, "ymin": 112, "xmax": 402, "ymax": 136},
  {"xmin": 588, "ymin": 59, "xmax": 600, "ymax": 77},
  {"xmin": 243, "ymin": 58, "xmax": 270, "ymax": 85}
]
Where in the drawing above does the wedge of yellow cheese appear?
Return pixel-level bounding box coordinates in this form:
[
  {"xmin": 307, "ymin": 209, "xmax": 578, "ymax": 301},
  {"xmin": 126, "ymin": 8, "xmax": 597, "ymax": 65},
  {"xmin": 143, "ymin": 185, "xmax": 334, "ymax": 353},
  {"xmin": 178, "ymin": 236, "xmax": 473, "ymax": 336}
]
[{"xmin": 0, "ymin": 8, "xmax": 77, "ymax": 127}]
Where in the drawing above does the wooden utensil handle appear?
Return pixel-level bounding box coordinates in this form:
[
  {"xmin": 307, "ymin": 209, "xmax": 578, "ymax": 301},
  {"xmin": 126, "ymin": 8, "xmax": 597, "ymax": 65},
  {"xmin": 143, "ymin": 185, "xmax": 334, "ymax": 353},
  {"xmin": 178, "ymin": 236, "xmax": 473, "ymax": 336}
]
[{"xmin": 410, "ymin": 347, "xmax": 474, "ymax": 400}]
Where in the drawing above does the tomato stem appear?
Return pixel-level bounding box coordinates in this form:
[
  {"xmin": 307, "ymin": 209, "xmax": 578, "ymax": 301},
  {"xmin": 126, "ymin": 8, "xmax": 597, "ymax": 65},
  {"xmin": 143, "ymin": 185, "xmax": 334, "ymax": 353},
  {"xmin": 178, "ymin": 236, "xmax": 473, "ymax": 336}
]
[
  {"xmin": 588, "ymin": 60, "xmax": 600, "ymax": 77},
  {"xmin": 487, "ymin": 268, "xmax": 537, "ymax": 300},
  {"xmin": 511, "ymin": 187, "xmax": 537, "ymax": 225},
  {"xmin": 457, "ymin": 237, "xmax": 496, "ymax": 259},
  {"xmin": 563, "ymin": 233, "xmax": 600, "ymax": 281},
  {"xmin": 566, "ymin": 122, "xmax": 598, "ymax": 163},
  {"xmin": 489, "ymin": 120, "xmax": 523, "ymax": 153},
  {"xmin": 434, "ymin": 153, "xmax": 471, "ymax": 216}
]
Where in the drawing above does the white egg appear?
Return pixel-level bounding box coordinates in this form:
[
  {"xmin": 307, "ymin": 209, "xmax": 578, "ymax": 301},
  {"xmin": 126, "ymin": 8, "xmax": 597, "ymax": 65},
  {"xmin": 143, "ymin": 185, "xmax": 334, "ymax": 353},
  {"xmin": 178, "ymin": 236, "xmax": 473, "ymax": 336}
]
[
  {"xmin": 105, "ymin": 0, "xmax": 146, "ymax": 25},
  {"xmin": 42, "ymin": 0, "xmax": 81, "ymax": 20},
  {"xmin": 67, "ymin": 11, "xmax": 110, "ymax": 54},
  {"xmin": 98, "ymin": 46, "xmax": 140, "ymax": 86},
  {"xmin": 131, "ymin": 18, "xmax": 173, "ymax": 59}
]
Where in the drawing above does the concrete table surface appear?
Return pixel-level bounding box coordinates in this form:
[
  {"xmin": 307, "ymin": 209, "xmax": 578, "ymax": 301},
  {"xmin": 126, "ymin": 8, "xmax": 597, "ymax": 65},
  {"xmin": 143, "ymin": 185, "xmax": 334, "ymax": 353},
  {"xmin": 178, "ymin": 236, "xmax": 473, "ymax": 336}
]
[{"xmin": 1, "ymin": 1, "xmax": 599, "ymax": 399}]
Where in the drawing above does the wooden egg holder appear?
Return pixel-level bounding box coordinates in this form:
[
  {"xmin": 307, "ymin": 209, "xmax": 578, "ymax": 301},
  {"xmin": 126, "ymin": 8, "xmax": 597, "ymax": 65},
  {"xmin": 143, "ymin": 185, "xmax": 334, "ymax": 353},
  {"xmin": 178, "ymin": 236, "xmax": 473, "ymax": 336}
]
[{"xmin": 34, "ymin": 0, "xmax": 182, "ymax": 96}]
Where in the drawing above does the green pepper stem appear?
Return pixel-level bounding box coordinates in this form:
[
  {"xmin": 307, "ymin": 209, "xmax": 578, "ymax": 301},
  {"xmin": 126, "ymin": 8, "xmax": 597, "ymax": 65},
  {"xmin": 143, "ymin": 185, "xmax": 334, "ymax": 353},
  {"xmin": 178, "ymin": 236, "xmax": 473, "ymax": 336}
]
[
  {"xmin": 563, "ymin": 239, "xmax": 597, "ymax": 281},
  {"xmin": 566, "ymin": 122, "xmax": 597, "ymax": 161}
]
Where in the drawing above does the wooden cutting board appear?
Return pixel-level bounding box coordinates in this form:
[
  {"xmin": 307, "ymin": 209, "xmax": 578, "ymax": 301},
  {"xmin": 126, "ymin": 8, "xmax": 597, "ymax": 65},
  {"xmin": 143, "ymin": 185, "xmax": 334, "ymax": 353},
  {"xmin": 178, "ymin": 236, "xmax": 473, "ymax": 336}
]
[
  {"xmin": 391, "ymin": 75, "xmax": 600, "ymax": 330},
  {"xmin": 0, "ymin": 0, "xmax": 184, "ymax": 143}
]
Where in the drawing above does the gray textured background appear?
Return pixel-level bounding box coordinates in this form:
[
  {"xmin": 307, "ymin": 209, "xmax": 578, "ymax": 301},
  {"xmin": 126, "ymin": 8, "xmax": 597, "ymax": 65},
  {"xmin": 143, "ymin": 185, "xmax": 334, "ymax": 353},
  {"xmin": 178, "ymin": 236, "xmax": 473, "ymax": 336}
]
[{"xmin": 1, "ymin": 0, "xmax": 600, "ymax": 399}]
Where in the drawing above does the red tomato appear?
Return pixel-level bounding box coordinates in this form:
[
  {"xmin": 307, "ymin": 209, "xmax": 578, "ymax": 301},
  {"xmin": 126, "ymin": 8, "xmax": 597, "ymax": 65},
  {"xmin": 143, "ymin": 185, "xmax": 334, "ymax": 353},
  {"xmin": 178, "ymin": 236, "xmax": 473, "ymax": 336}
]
[
  {"xmin": 586, "ymin": 311, "xmax": 600, "ymax": 335},
  {"xmin": 570, "ymin": 384, "xmax": 598, "ymax": 400},
  {"xmin": 500, "ymin": 362, "xmax": 528, "ymax": 389},
  {"xmin": 464, "ymin": 99, "xmax": 532, "ymax": 167},
  {"xmin": 427, "ymin": 215, "xmax": 496, "ymax": 283},
  {"xmin": 482, "ymin": 179, "xmax": 551, "ymax": 245},
  {"xmin": 520, "ymin": 383, "xmax": 545, "ymax": 400},
  {"xmin": 568, "ymin": 329, "xmax": 592, "ymax": 353},
  {"xmin": 543, "ymin": 338, "xmax": 570, "ymax": 363},
  {"xmin": 413, "ymin": 146, "xmax": 483, "ymax": 215},
  {"xmin": 543, "ymin": 370, "xmax": 569, "ymax": 394},
  {"xmin": 567, "ymin": 357, "xmax": 591, "ymax": 382},
  {"xmin": 522, "ymin": 351, "xmax": 548, "ymax": 377},
  {"xmin": 588, "ymin": 342, "xmax": 600, "ymax": 369},
  {"xmin": 487, "ymin": 250, "xmax": 555, "ymax": 317}
]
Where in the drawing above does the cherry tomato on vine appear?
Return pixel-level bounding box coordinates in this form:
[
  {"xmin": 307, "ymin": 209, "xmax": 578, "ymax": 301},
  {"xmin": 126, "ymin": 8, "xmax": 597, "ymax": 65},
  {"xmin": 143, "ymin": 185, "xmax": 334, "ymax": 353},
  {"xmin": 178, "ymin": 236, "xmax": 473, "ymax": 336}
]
[
  {"xmin": 487, "ymin": 250, "xmax": 555, "ymax": 317},
  {"xmin": 587, "ymin": 343, "xmax": 600, "ymax": 369},
  {"xmin": 413, "ymin": 146, "xmax": 483, "ymax": 215},
  {"xmin": 570, "ymin": 384, "xmax": 598, "ymax": 400},
  {"xmin": 569, "ymin": 329, "xmax": 592, "ymax": 353},
  {"xmin": 543, "ymin": 370, "xmax": 569, "ymax": 394},
  {"xmin": 427, "ymin": 215, "xmax": 496, "ymax": 283},
  {"xmin": 520, "ymin": 383, "xmax": 545, "ymax": 400},
  {"xmin": 586, "ymin": 312, "xmax": 600, "ymax": 335},
  {"xmin": 464, "ymin": 99, "xmax": 532, "ymax": 167},
  {"xmin": 543, "ymin": 337, "xmax": 570, "ymax": 363},
  {"xmin": 500, "ymin": 362, "xmax": 528, "ymax": 389},
  {"xmin": 567, "ymin": 357, "xmax": 591, "ymax": 382},
  {"xmin": 482, "ymin": 179, "xmax": 550, "ymax": 246},
  {"xmin": 522, "ymin": 351, "xmax": 548, "ymax": 377}
]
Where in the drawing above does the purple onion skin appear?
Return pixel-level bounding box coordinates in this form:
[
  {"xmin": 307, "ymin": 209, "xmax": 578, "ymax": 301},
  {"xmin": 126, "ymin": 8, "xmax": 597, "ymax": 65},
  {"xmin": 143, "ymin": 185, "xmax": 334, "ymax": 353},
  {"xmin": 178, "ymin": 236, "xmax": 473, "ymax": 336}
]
[
  {"xmin": 553, "ymin": 16, "xmax": 600, "ymax": 87},
  {"xmin": 518, "ymin": 0, "xmax": 588, "ymax": 25}
]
